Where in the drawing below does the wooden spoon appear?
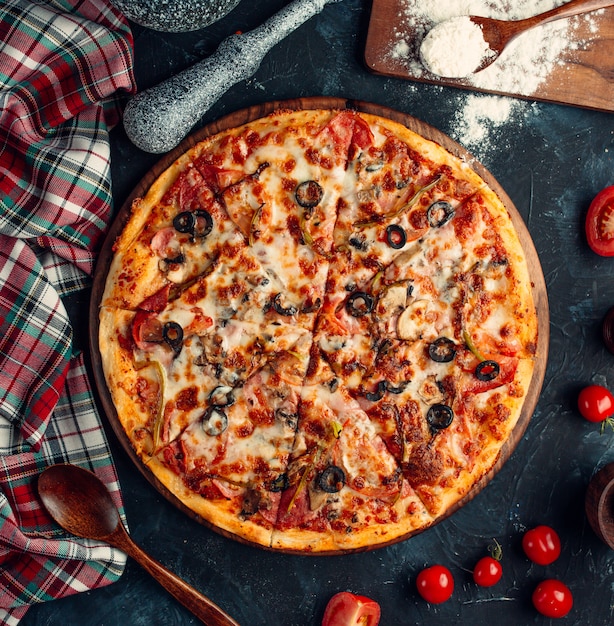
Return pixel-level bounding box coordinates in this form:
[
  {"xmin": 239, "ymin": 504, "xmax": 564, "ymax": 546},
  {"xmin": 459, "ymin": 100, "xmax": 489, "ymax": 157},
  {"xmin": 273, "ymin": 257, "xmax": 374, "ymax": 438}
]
[
  {"xmin": 421, "ymin": 0, "xmax": 614, "ymax": 77},
  {"xmin": 471, "ymin": 0, "xmax": 614, "ymax": 72},
  {"xmin": 38, "ymin": 464, "xmax": 240, "ymax": 626}
]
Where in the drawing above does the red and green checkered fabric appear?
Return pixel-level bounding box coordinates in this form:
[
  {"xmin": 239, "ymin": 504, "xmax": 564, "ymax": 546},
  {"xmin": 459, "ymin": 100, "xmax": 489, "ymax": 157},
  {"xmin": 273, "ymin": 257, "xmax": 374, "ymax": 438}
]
[{"xmin": 0, "ymin": 0, "xmax": 135, "ymax": 623}]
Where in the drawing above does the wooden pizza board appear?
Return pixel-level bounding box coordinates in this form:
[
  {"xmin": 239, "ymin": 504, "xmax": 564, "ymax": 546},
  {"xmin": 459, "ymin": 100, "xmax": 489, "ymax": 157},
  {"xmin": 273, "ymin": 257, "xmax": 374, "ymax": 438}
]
[
  {"xmin": 364, "ymin": 0, "xmax": 614, "ymax": 113},
  {"xmin": 89, "ymin": 97, "xmax": 549, "ymax": 553}
]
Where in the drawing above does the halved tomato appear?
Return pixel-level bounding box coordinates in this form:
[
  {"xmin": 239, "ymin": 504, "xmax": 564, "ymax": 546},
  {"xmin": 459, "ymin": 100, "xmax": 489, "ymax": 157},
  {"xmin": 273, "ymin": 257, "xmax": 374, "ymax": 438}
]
[
  {"xmin": 585, "ymin": 185, "xmax": 614, "ymax": 256},
  {"xmin": 321, "ymin": 591, "xmax": 381, "ymax": 626}
]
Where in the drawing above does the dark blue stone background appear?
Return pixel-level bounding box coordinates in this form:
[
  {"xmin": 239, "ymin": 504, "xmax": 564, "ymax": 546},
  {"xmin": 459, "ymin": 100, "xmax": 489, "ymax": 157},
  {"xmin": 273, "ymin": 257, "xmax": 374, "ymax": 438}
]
[{"xmin": 23, "ymin": 0, "xmax": 614, "ymax": 624}]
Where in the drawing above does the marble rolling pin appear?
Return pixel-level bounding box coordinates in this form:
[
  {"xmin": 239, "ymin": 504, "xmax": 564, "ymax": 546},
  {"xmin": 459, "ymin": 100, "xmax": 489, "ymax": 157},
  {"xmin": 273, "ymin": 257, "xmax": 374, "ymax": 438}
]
[{"xmin": 123, "ymin": 0, "xmax": 340, "ymax": 153}]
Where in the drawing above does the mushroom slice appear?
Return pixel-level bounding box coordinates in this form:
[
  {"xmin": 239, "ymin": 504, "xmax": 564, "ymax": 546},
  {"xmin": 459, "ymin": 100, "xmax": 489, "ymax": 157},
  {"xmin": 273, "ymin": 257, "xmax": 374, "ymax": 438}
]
[
  {"xmin": 376, "ymin": 283, "xmax": 408, "ymax": 318},
  {"xmin": 397, "ymin": 299, "xmax": 434, "ymax": 341}
]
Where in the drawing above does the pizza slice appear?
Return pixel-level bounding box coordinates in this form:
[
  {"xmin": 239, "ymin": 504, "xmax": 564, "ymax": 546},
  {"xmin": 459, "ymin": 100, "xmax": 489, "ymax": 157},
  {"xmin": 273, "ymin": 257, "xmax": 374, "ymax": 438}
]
[
  {"xmin": 101, "ymin": 152, "xmax": 247, "ymax": 310},
  {"xmin": 313, "ymin": 115, "xmax": 491, "ymax": 392},
  {"xmin": 187, "ymin": 109, "xmax": 360, "ymax": 328},
  {"xmin": 312, "ymin": 230, "xmax": 456, "ymax": 395},
  {"xmin": 356, "ymin": 331, "xmax": 532, "ymax": 518},
  {"xmin": 326, "ymin": 113, "xmax": 484, "ymax": 302},
  {"xmin": 382, "ymin": 186, "xmax": 538, "ymax": 362},
  {"xmin": 157, "ymin": 334, "xmax": 311, "ymax": 544},
  {"xmin": 99, "ymin": 312, "xmax": 312, "ymax": 545},
  {"xmin": 101, "ymin": 189, "xmax": 323, "ymax": 384},
  {"xmin": 270, "ymin": 345, "xmax": 433, "ymax": 552}
]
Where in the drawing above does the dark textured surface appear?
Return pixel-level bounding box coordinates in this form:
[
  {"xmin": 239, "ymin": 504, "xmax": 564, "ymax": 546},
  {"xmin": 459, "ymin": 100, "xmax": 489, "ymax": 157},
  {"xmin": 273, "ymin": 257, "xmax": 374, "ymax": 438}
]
[{"xmin": 23, "ymin": 0, "xmax": 614, "ymax": 624}]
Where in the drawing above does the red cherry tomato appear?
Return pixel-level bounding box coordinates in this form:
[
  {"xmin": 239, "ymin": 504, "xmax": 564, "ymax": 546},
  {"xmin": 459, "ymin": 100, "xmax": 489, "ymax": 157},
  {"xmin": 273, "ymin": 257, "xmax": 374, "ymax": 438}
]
[
  {"xmin": 473, "ymin": 555, "xmax": 503, "ymax": 587},
  {"xmin": 532, "ymin": 579, "xmax": 573, "ymax": 618},
  {"xmin": 578, "ymin": 385, "xmax": 614, "ymax": 423},
  {"xmin": 321, "ymin": 592, "xmax": 381, "ymax": 626},
  {"xmin": 522, "ymin": 525, "xmax": 561, "ymax": 565},
  {"xmin": 585, "ymin": 185, "xmax": 614, "ymax": 256},
  {"xmin": 416, "ymin": 564, "xmax": 454, "ymax": 604}
]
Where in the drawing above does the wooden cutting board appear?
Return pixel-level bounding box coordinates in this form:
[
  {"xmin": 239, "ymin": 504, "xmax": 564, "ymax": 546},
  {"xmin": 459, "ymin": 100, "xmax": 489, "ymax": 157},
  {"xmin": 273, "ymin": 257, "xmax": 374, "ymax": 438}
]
[{"xmin": 365, "ymin": 0, "xmax": 614, "ymax": 112}]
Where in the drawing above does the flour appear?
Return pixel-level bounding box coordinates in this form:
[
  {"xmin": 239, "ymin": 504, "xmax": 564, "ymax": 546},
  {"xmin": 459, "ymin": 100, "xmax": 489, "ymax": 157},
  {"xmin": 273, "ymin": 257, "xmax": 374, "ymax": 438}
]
[
  {"xmin": 387, "ymin": 0, "xmax": 605, "ymax": 161},
  {"xmin": 389, "ymin": 0, "xmax": 604, "ymax": 95},
  {"xmin": 419, "ymin": 16, "xmax": 492, "ymax": 78},
  {"xmin": 447, "ymin": 94, "xmax": 526, "ymax": 160}
]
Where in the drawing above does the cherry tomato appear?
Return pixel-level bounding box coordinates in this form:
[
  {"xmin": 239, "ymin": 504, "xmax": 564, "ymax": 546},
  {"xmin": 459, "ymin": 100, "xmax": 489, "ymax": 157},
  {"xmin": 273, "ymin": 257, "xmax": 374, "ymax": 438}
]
[
  {"xmin": 321, "ymin": 592, "xmax": 381, "ymax": 626},
  {"xmin": 532, "ymin": 579, "xmax": 573, "ymax": 618},
  {"xmin": 585, "ymin": 185, "xmax": 614, "ymax": 256},
  {"xmin": 522, "ymin": 525, "xmax": 561, "ymax": 565},
  {"xmin": 578, "ymin": 385, "xmax": 614, "ymax": 423},
  {"xmin": 415, "ymin": 564, "xmax": 454, "ymax": 604},
  {"xmin": 473, "ymin": 555, "xmax": 503, "ymax": 587}
]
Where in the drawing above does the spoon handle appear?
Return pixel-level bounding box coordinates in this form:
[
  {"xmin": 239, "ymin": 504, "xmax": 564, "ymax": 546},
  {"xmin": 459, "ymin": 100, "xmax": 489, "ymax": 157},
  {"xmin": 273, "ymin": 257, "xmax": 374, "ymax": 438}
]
[
  {"xmin": 123, "ymin": 0, "xmax": 338, "ymax": 154},
  {"xmin": 520, "ymin": 0, "xmax": 614, "ymax": 28},
  {"xmin": 114, "ymin": 529, "xmax": 240, "ymax": 626}
]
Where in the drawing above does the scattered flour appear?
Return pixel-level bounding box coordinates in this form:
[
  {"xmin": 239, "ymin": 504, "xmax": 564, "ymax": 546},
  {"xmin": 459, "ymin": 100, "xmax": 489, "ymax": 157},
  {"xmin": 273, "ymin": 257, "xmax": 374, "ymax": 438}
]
[
  {"xmin": 448, "ymin": 94, "xmax": 525, "ymax": 159},
  {"xmin": 419, "ymin": 16, "xmax": 492, "ymax": 78}
]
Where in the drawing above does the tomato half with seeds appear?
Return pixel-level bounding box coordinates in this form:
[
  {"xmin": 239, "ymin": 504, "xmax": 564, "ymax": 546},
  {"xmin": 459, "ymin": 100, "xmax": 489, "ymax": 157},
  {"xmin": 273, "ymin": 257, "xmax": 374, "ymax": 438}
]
[
  {"xmin": 532, "ymin": 579, "xmax": 573, "ymax": 618},
  {"xmin": 321, "ymin": 592, "xmax": 381, "ymax": 626},
  {"xmin": 585, "ymin": 185, "xmax": 614, "ymax": 256}
]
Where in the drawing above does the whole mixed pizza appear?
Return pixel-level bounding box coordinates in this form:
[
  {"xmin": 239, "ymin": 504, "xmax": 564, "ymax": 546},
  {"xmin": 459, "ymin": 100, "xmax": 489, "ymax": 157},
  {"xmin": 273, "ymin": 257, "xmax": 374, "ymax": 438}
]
[{"xmin": 98, "ymin": 106, "xmax": 539, "ymax": 552}]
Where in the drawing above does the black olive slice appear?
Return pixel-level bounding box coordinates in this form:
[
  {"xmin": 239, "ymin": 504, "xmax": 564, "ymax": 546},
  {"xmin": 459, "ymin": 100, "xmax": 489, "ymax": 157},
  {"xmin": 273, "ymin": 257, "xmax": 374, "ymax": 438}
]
[
  {"xmin": 475, "ymin": 360, "xmax": 500, "ymax": 381},
  {"xmin": 209, "ymin": 385, "xmax": 235, "ymax": 407},
  {"xmin": 300, "ymin": 297, "xmax": 322, "ymax": 314},
  {"xmin": 346, "ymin": 291, "xmax": 374, "ymax": 317},
  {"xmin": 365, "ymin": 380, "xmax": 387, "ymax": 402},
  {"xmin": 428, "ymin": 337, "xmax": 457, "ymax": 363},
  {"xmin": 385, "ymin": 224, "xmax": 407, "ymax": 249},
  {"xmin": 172, "ymin": 209, "xmax": 213, "ymax": 239},
  {"xmin": 202, "ymin": 406, "xmax": 228, "ymax": 436},
  {"xmin": 192, "ymin": 209, "xmax": 214, "ymax": 238},
  {"xmin": 427, "ymin": 201, "xmax": 455, "ymax": 228},
  {"xmin": 173, "ymin": 211, "xmax": 195, "ymax": 233},
  {"xmin": 269, "ymin": 473, "xmax": 289, "ymax": 493},
  {"xmin": 295, "ymin": 180, "xmax": 324, "ymax": 208},
  {"xmin": 162, "ymin": 321, "xmax": 183, "ymax": 354},
  {"xmin": 253, "ymin": 161, "xmax": 270, "ymax": 179},
  {"xmin": 272, "ymin": 293, "xmax": 298, "ymax": 316},
  {"xmin": 317, "ymin": 465, "xmax": 345, "ymax": 493},
  {"xmin": 603, "ymin": 306, "xmax": 614, "ymax": 355},
  {"xmin": 426, "ymin": 404, "xmax": 454, "ymax": 430}
]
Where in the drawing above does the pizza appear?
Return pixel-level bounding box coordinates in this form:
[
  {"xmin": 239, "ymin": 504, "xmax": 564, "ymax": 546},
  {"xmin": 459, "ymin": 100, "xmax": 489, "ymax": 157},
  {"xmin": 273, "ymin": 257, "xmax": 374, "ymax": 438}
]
[{"xmin": 97, "ymin": 106, "xmax": 539, "ymax": 553}]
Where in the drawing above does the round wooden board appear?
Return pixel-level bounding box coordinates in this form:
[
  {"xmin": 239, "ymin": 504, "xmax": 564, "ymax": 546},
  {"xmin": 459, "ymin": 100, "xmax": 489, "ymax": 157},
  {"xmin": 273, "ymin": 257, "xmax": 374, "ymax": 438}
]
[{"xmin": 89, "ymin": 97, "xmax": 549, "ymax": 553}]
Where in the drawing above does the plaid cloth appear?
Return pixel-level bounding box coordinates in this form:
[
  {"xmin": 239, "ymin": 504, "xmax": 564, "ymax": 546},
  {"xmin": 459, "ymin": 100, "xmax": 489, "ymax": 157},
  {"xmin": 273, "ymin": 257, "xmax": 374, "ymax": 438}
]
[{"xmin": 0, "ymin": 0, "xmax": 135, "ymax": 623}]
